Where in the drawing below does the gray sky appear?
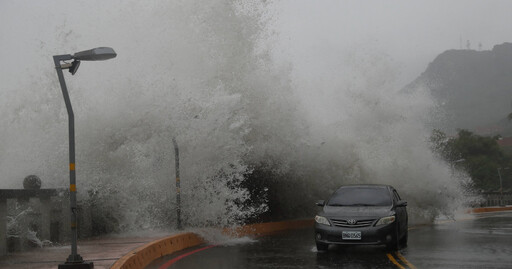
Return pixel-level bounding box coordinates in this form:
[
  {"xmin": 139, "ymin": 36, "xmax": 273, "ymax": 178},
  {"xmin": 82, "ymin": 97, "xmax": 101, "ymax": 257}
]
[
  {"xmin": 1, "ymin": 0, "xmax": 511, "ymax": 88},
  {"xmin": 271, "ymin": 0, "xmax": 512, "ymax": 87},
  {"xmin": 1, "ymin": 0, "xmax": 510, "ymax": 131}
]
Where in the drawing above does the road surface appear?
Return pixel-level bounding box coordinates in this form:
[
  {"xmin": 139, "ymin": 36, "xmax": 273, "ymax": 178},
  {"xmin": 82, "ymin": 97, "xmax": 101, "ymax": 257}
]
[{"xmin": 148, "ymin": 211, "xmax": 512, "ymax": 268}]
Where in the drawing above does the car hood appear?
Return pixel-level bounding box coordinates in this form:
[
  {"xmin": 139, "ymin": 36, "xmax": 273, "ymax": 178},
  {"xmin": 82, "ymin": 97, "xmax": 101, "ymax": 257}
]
[{"xmin": 321, "ymin": 205, "xmax": 393, "ymax": 218}]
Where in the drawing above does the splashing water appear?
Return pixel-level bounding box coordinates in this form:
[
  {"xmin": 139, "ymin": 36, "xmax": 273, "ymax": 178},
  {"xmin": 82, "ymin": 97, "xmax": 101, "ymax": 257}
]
[{"xmin": 0, "ymin": 0, "xmax": 472, "ymax": 235}]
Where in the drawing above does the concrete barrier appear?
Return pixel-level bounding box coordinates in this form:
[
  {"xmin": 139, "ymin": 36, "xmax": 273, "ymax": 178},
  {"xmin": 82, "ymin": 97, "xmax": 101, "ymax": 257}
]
[
  {"xmin": 110, "ymin": 219, "xmax": 313, "ymax": 269},
  {"xmin": 222, "ymin": 219, "xmax": 314, "ymax": 237},
  {"xmin": 0, "ymin": 188, "xmax": 66, "ymax": 255},
  {"xmin": 468, "ymin": 205, "xmax": 512, "ymax": 214},
  {"xmin": 110, "ymin": 232, "xmax": 205, "ymax": 269}
]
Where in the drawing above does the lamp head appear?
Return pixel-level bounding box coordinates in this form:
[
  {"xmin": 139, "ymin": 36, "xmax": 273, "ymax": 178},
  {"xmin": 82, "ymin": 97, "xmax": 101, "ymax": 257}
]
[
  {"xmin": 54, "ymin": 47, "xmax": 116, "ymax": 75},
  {"xmin": 73, "ymin": 47, "xmax": 117, "ymax": 61}
]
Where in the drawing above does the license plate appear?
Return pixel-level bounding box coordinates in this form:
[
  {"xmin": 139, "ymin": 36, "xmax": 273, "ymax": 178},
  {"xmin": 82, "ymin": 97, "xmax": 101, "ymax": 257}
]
[{"xmin": 342, "ymin": 231, "xmax": 361, "ymax": 240}]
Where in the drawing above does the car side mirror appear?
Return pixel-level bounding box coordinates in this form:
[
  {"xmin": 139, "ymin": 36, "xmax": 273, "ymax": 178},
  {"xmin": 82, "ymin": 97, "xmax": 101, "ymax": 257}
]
[
  {"xmin": 316, "ymin": 200, "xmax": 325, "ymax": 206},
  {"xmin": 396, "ymin": 200, "xmax": 407, "ymax": 207}
]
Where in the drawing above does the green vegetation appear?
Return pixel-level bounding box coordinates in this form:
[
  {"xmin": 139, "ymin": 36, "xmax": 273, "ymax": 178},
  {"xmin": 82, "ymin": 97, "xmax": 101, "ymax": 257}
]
[{"xmin": 430, "ymin": 129, "xmax": 512, "ymax": 191}]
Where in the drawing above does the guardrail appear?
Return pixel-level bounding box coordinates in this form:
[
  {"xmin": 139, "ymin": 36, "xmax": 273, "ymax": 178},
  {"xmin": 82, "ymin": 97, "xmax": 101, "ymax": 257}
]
[
  {"xmin": 479, "ymin": 192, "xmax": 512, "ymax": 207},
  {"xmin": 0, "ymin": 188, "xmax": 66, "ymax": 256}
]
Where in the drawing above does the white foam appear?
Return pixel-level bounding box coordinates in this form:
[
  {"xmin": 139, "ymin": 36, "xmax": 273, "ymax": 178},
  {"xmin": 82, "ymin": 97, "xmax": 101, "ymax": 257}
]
[{"xmin": 0, "ymin": 1, "xmax": 473, "ymax": 235}]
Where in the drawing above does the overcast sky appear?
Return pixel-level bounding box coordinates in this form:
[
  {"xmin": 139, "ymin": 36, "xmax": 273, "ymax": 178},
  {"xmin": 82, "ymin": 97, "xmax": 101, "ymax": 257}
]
[
  {"xmin": 1, "ymin": 0, "xmax": 511, "ymax": 90},
  {"xmin": 271, "ymin": 0, "xmax": 512, "ymax": 86}
]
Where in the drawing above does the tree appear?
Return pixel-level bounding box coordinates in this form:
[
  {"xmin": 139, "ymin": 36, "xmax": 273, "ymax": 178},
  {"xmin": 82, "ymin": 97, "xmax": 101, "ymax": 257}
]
[{"xmin": 430, "ymin": 129, "xmax": 512, "ymax": 191}]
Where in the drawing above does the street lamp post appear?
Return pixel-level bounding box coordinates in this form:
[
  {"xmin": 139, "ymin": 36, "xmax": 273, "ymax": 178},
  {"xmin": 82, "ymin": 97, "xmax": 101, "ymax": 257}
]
[
  {"xmin": 497, "ymin": 167, "xmax": 510, "ymax": 207},
  {"xmin": 53, "ymin": 47, "xmax": 116, "ymax": 269}
]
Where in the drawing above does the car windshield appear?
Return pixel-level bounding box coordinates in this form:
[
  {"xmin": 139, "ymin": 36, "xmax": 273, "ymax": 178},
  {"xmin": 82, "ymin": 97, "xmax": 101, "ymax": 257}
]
[{"xmin": 327, "ymin": 187, "xmax": 392, "ymax": 207}]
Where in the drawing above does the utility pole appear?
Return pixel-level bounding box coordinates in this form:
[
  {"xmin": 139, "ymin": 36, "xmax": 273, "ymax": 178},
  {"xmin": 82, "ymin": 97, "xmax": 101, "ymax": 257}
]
[{"xmin": 173, "ymin": 138, "xmax": 182, "ymax": 230}]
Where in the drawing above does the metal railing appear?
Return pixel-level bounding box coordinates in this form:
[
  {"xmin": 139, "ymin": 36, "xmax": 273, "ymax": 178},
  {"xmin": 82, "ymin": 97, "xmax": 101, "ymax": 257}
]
[{"xmin": 478, "ymin": 192, "xmax": 512, "ymax": 207}]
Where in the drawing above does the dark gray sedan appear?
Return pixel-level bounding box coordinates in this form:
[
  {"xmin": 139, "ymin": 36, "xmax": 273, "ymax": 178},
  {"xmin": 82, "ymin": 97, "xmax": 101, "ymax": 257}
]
[{"xmin": 314, "ymin": 184, "xmax": 408, "ymax": 251}]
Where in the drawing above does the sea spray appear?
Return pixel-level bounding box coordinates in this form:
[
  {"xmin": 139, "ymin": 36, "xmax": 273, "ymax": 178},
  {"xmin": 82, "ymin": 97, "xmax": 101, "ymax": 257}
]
[{"xmin": 0, "ymin": 1, "xmax": 473, "ymax": 237}]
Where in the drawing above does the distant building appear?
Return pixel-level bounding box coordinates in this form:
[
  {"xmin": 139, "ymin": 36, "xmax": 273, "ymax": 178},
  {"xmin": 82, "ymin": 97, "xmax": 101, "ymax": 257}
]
[{"xmin": 474, "ymin": 124, "xmax": 503, "ymax": 136}]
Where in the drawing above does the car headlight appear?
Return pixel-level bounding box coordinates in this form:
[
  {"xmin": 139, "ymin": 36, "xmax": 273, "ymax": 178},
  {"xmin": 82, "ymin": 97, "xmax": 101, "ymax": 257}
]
[
  {"xmin": 375, "ymin": 215, "xmax": 395, "ymax": 226},
  {"xmin": 315, "ymin": 215, "xmax": 331, "ymax": 226}
]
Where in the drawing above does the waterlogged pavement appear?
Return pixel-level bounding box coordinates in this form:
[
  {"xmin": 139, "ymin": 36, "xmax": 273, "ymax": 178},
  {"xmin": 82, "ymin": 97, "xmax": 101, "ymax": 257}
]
[
  {"xmin": 404, "ymin": 211, "xmax": 512, "ymax": 268},
  {"xmin": 148, "ymin": 211, "xmax": 512, "ymax": 269},
  {"xmin": 1, "ymin": 211, "xmax": 510, "ymax": 269},
  {"xmin": 0, "ymin": 235, "xmax": 164, "ymax": 269}
]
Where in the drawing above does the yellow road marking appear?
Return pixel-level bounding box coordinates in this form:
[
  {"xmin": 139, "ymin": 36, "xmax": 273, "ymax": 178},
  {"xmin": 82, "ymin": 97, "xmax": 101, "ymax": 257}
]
[
  {"xmin": 70, "ymin": 163, "xmax": 75, "ymax": 171},
  {"xmin": 387, "ymin": 253, "xmax": 406, "ymax": 269},
  {"xmin": 395, "ymin": 252, "xmax": 417, "ymax": 269},
  {"xmin": 70, "ymin": 184, "xmax": 76, "ymax": 192}
]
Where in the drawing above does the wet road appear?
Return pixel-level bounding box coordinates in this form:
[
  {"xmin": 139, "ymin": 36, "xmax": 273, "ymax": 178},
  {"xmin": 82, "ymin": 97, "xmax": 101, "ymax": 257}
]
[{"xmin": 148, "ymin": 211, "xmax": 512, "ymax": 269}]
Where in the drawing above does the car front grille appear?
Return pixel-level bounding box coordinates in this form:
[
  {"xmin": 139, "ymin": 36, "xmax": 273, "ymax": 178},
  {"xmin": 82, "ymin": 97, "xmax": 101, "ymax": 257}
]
[{"xmin": 330, "ymin": 218, "xmax": 376, "ymax": 228}]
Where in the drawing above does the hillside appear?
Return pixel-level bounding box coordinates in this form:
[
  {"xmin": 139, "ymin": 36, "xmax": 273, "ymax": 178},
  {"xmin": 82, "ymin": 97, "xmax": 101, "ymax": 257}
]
[{"xmin": 406, "ymin": 43, "xmax": 512, "ymax": 136}]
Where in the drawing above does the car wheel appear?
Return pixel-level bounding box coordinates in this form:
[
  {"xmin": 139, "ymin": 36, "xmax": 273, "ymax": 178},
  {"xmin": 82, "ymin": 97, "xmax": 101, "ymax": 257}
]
[
  {"xmin": 316, "ymin": 242, "xmax": 328, "ymax": 251},
  {"xmin": 386, "ymin": 226, "xmax": 400, "ymax": 251},
  {"xmin": 399, "ymin": 228, "xmax": 408, "ymax": 247}
]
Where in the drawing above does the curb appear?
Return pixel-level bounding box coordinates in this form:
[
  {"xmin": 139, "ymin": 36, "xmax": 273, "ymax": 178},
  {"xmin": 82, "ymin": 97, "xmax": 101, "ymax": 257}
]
[
  {"xmin": 468, "ymin": 205, "xmax": 512, "ymax": 214},
  {"xmin": 222, "ymin": 219, "xmax": 314, "ymax": 237},
  {"xmin": 110, "ymin": 233, "xmax": 204, "ymax": 269},
  {"xmin": 110, "ymin": 219, "xmax": 313, "ymax": 269}
]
